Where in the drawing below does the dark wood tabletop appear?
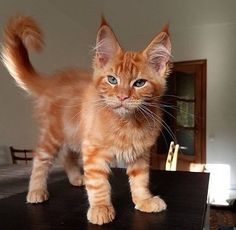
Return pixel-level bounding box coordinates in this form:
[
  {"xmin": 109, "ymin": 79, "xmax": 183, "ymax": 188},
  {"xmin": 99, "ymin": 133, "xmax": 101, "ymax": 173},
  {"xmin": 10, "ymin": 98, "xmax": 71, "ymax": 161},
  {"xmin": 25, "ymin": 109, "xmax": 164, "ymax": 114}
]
[{"xmin": 0, "ymin": 168, "xmax": 209, "ymax": 230}]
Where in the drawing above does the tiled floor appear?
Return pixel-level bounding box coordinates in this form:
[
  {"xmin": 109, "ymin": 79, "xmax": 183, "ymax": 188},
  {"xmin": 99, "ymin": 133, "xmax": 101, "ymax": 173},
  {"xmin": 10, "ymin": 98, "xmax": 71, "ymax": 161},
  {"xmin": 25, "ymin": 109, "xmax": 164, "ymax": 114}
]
[{"xmin": 210, "ymin": 207, "xmax": 236, "ymax": 230}]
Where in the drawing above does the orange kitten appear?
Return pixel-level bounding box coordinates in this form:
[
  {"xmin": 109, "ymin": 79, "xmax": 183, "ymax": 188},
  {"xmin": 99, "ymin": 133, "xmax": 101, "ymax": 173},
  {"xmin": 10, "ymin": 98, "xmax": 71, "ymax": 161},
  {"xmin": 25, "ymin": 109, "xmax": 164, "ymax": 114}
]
[{"xmin": 2, "ymin": 15, "xmax": 171, "ymax": 225}]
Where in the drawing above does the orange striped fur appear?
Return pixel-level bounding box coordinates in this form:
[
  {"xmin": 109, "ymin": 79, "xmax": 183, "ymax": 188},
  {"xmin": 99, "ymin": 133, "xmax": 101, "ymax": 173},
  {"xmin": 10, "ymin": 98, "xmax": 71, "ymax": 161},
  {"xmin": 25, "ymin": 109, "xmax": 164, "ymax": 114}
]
[{"xmin": 2, "ymin": 15, "xmax": 171, "ymax": 225}]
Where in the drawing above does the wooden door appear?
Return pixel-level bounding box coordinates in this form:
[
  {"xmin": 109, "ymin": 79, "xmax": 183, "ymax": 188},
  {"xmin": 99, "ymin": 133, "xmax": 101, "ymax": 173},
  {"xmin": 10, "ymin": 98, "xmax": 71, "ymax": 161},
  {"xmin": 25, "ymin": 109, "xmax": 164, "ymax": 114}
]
[{"xmin": 151, "ymin": 60, "xmax": 206, "ymax": 171}]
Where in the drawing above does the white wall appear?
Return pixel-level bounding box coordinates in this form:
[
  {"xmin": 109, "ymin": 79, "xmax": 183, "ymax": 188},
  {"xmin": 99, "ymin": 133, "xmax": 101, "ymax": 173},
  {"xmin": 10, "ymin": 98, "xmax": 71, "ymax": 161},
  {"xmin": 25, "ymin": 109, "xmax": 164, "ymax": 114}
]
[
  {"xmin": 172, "ymin": 23, "xmax": 236, "ymax": 193},
  {"xmin": 0, "ymin": 0, "xmax": 236, "ymax": 191},
  {"xmin": 0, "ymin": 0, "xmax": 95, "ymax": 163}
]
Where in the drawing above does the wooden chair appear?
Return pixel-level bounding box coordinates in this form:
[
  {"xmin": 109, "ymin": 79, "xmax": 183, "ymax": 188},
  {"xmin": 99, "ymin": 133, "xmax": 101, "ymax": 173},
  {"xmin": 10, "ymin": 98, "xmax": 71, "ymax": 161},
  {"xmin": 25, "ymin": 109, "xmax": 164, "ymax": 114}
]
[
  {"xmin": 10, "ymin": 146, "xmax": 33, "ymax": 164},
  {"xmin": 165, "ymin": 141, "xmax": 179, "ymax": 171}
]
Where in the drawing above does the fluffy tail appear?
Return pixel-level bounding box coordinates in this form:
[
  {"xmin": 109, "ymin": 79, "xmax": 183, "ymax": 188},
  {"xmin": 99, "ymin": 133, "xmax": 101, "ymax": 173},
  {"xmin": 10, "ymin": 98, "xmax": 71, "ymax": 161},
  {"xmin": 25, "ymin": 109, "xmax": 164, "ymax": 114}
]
[{"xmin": 1, "ymin": 15, "xmax": 44, "ymax": 95}]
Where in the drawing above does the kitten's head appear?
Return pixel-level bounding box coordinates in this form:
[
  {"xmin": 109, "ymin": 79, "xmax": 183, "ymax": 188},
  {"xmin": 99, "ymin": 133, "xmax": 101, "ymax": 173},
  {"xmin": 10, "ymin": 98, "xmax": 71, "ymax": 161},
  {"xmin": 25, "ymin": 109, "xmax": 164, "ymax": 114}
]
[{"xmin": 93, "ymin": 18, "xmax": 171, "ymax": 116}]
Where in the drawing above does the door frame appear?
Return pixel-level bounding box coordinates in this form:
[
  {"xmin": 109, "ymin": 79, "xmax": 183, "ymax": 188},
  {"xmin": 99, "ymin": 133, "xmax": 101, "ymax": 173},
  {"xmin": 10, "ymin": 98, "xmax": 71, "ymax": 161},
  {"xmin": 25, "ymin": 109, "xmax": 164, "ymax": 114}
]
[{"xmin": 151, "ymin": 59, "xmax": 207, "ymax": 171}]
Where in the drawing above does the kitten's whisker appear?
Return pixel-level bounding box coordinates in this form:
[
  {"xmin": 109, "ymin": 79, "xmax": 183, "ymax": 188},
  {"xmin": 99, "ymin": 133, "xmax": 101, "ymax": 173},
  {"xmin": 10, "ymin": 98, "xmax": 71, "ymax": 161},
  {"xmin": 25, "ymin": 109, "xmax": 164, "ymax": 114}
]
[
  {"xmin": 137, "ymin": 107, "xmax": 152, "ymax": 128},
  {"xmin": 161, "ymin": 94, "xmax": 183, "ymax": 99},
  {"xmin": 160, "ymin": 103, "xmax": 198, "ymax": 118},
  {"xmin": 69, "ymin": 99, "xmax": 107, "ymax": 122},
  {"xmin": 159, "ymin": 107, "xmax": 177, "ymax": 121},
  {"xmin": 141, "ymin": 102, "xmax": 160, "ymax": 107},
  {"xmin": 138, "ymin": 106, "xmax": 169, "ymax": 149},
  {"xmin": 141, "ymin": 105, "xmax": 178, "ymax": 144},
  {"xmin": 51, "ymin": 97, "xmax": 105, "ymax": 108}
]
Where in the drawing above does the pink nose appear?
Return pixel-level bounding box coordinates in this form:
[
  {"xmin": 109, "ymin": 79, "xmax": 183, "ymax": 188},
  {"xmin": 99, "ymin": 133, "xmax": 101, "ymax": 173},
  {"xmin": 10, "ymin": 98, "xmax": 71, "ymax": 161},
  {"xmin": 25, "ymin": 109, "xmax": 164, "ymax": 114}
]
[{"xmin": 117, "ymin": 94, "xmax": 129, "ymax": 101}]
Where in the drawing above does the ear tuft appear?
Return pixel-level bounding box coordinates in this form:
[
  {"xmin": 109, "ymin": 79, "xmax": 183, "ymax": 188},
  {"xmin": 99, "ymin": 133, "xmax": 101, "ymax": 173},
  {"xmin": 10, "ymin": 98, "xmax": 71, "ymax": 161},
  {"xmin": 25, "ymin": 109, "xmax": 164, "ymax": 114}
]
[
  {"xmin": 161, "ymin": 23, "xmax": 170, "ymax": 35},
  {"xmin": 100, "ymin": 14, "xmax": 108, "ymax": 27}
]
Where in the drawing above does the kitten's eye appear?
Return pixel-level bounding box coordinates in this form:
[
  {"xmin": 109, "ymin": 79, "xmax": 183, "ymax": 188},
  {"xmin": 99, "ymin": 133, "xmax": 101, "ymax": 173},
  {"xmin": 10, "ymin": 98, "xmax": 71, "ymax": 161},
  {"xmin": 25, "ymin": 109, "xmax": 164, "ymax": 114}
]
[
  {"xmin": 107, "ymin": 75, "xmax": 118, "ymax": 85},
  {"xmin": 133, "ymin": 79, "xmax": 147, "ymax": 87}
]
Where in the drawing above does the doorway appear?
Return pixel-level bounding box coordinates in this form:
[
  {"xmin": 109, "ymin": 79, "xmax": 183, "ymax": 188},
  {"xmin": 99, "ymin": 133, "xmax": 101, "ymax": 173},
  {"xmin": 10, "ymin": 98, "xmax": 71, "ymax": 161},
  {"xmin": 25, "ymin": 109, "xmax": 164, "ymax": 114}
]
[{"xmin": 151, "ymin": 60, "xmax": 207, "ymax": 171}]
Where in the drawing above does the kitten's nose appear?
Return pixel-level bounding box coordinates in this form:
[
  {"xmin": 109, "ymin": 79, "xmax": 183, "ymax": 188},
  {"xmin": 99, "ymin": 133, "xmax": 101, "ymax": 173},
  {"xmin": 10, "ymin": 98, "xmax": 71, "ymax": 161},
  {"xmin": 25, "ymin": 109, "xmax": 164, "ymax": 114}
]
[{"xmin": 117, "ymin": 94, "xmax": 129, "ymax": 101}]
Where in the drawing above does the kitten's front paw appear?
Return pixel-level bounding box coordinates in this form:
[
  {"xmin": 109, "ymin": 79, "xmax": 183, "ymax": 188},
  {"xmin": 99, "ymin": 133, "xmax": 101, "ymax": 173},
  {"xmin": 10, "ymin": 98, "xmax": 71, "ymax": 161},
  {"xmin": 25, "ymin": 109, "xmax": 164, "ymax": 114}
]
[
  {"xmin": 26, "ymin": 189, "xmax": 49, "ymax": 203},
  {"xmin": 135, "ymin": 196, "xmax": 167, "ymax": 213},
  {"xmin": 87, "ymin": 205, "xmax": 115, "ymax": 225},
  {"xmin": 69, "ymin": 175, "xmax": 84, "ymax": 187}
]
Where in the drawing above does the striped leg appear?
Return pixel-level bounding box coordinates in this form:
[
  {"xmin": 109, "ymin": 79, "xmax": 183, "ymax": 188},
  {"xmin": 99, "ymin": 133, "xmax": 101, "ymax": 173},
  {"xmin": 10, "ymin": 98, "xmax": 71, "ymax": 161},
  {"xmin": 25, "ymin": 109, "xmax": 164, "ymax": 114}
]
[
  {"xmin": 62, "ymin": 149, "xmax": 84, "ymax": 186},
  {"xmin": 83, "ymin": 146, "xmax": 114, "ymax": 225},
  {"xmin": 127, "ymin": 156, "xmax": 167, "ymax": 212},
  {"xmin": 27, "ymin": 130, "xmax": 61, "ymax": 203}
]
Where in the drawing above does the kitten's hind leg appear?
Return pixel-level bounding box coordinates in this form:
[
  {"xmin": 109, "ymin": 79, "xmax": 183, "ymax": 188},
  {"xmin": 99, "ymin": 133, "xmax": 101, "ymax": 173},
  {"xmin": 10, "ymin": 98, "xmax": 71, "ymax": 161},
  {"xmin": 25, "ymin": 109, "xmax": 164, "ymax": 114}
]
[
  {"xmin": 27, "ymin": 149, "xmax": 56, "ymax": 203},
  {"xmin": 62, "ymin": 148, "xmax": 84, "ymax": 187},
  {"xmin": 27, "ymin": 131, "xmax": 61, "ymax": 203}
]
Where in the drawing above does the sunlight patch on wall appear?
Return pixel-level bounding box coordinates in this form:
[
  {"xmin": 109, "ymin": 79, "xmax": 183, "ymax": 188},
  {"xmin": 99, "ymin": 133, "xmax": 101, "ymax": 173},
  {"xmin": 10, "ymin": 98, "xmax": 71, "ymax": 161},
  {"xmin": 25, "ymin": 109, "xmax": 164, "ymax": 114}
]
[{"xmin": 205, "ymin": 164, "xmax": 231, "ymax": 206}]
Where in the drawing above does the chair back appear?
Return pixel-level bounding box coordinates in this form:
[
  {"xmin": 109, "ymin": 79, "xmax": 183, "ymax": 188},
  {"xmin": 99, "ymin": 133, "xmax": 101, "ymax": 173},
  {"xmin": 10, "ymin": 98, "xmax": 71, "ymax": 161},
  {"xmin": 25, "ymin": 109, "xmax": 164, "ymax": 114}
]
[
  {"xmin": 165, "ymin": 141, "xmax": 179, "ymax": 171},
  {"xmin": 10, "ymin": 146, "xmax": 33, "ymax": 164}
]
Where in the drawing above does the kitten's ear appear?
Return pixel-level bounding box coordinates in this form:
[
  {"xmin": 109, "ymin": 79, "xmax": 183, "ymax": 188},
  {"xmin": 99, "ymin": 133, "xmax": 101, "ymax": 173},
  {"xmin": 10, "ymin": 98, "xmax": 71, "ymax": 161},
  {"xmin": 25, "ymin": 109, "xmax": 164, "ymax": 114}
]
[
  {"xmin": 143, "ymin": 25, "xmax": 171, "ymax": 76},
  {"xmin": 94, "ymin": 17, "xmax": 122, "ymax": 68}
]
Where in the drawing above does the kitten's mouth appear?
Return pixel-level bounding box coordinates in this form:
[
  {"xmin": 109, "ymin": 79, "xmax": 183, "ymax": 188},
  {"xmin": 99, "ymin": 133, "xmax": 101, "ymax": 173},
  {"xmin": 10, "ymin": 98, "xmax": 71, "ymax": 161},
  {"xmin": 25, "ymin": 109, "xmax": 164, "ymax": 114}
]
[
  {"xmin": 106, "ymin": 101, "xmax": 134, "ymax": 115},
  {"xmin": 113, "ymin": 104, "xmax": 129, "ymax": 110},
  {"xmin": 114, "ymin": 104, "xmax": 124, "ymax": 109}
]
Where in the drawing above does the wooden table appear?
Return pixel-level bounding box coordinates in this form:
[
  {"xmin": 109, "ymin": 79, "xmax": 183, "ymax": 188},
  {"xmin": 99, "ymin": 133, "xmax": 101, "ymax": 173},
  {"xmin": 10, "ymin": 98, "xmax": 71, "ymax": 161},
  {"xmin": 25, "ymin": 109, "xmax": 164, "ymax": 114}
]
[{"xmin": 0, "ymin": 168, "xmax": 209, "ymax": 230}]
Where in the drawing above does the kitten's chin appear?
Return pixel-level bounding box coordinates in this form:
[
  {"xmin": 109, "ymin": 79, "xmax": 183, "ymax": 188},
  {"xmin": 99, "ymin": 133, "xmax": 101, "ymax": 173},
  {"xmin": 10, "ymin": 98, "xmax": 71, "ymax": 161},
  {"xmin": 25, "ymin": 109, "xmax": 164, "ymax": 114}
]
[{"xmin": 113, "ymin": 107, "xmax": 131, "ymax": 116}]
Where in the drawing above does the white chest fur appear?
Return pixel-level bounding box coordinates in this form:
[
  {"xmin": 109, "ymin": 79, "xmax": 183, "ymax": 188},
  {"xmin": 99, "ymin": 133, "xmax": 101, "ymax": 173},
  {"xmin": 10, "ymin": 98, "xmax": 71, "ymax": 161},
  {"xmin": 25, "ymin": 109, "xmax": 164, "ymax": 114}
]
[{"xmin": 109, "ymin": 125, "xmax": 155, "ymax": 163}]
